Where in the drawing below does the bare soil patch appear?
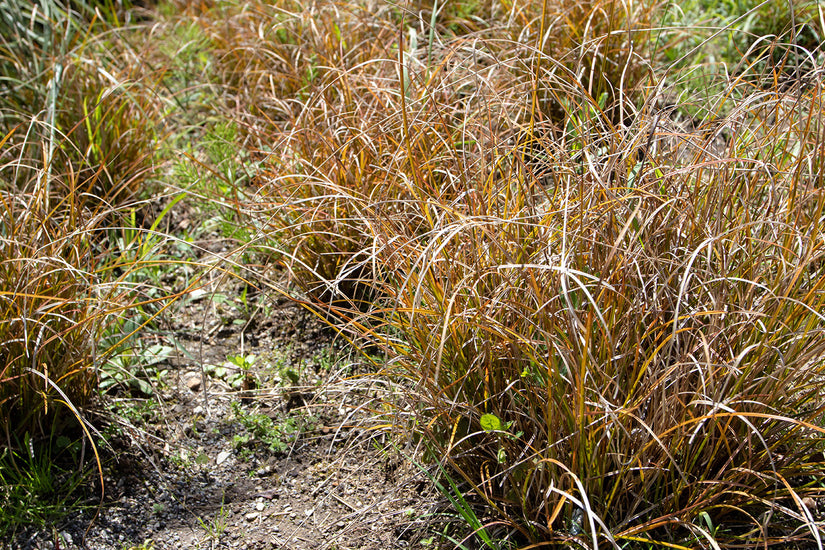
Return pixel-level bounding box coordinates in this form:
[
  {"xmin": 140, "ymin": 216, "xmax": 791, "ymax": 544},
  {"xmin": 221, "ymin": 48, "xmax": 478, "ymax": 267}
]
[{"xmin": 9, "ymin": 267, "xmax": 439, "ymax": 550}]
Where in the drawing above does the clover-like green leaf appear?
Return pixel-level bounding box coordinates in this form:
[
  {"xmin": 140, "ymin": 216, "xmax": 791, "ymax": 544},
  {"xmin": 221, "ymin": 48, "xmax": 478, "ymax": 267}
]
[{"xmin": 480, "ymin": 413, "xmax": 502, "ymax": 432}]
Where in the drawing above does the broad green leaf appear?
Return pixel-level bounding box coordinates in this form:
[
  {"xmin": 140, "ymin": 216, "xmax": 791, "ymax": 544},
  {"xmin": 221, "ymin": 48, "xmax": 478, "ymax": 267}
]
[{"xmin": 480, "ymin": 413, "xmax": 502, "ymax": 432}]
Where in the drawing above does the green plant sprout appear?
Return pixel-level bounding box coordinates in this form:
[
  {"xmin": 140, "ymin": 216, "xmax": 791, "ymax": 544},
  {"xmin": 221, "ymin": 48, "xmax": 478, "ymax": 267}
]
[
  {"xmin": 204, "ymin": 353, "xmax": 256, "ymax": 389},
  {"xmin": 197, "ymin": 492, "xmax": 229, "ymax": 542}
]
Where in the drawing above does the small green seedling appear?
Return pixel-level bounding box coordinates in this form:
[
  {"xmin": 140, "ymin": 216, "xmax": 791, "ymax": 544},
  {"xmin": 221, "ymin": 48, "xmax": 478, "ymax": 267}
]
[
  {"xmin": 205, "ymin": 353, "xmax": 256, "ymax": 389},
  {"xmin": 479, "ymin": 413, "xmax": 522, "ymax": 464}
]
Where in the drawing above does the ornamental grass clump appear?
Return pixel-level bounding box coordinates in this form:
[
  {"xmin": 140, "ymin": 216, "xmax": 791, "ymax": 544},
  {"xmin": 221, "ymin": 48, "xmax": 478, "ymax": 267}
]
[
  {"xmin": 0, "ymin": 165, "xmax": 103, "ymax": 441},
  {"xmin": 0, "ymin": 134, "xmax": 158, "ymax": 445},
  {"xmin": 53, "ymin": 61, "xmax": 159, "ymax": 209},
  {"xmin": 208, "ymin": 0, "xmax": 664, "ymax": 312},
  {"xmin": 364, "ymin": 60, "xmax": 825, "ymax": 548},
  {"xmin": 0, "ymin": 0, "xmax": 163, "ymax": 443},
  {"xmin": 1, "ymin": 0, "xmax": 159, "ymax": 209},
  {"xmin": 211, "ymin": 0, "xmax": 408, "ymax": 307}
]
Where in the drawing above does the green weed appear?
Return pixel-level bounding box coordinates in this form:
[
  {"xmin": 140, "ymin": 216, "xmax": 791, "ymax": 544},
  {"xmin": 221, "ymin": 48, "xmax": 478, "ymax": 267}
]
[
  {"xmin": 231, "ymin": 401, "xmax": 289, "ymax": 455},
  {"xmin": 205, "ymin": 353, "xmax": 256, "ymax": 390},
  {"xmin": 0, "ymin": 433, "xmax": 94, "ymax": 539},
  {"xmin": 231, "ymin": 399, "xmax": 318, "ymax": 456},
  {"xmin": 197, "ymin": 491, "xmax": 229, "ymax": 542}
]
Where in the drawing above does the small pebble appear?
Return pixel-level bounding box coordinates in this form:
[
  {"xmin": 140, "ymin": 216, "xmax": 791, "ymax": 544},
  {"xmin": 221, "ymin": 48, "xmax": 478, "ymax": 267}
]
[
  {"xmin": 183, "ymin": 372, "xmax": 202, "ymax": 392},
  {"xmin": 216, "ymin": 450, "xmax": 231, "ymax": 465},
  {"xmin": 802, "ymin": 496, "xmax": 818, "ymax": 514},
  {"xmin": 245, "ymin": 512, "xmax": 260, "ymax": 522}
]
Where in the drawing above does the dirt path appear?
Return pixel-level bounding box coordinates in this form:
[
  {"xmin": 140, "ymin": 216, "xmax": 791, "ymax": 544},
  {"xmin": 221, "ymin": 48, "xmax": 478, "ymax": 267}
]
[{"xmin": 12, "ymin": 269, "xmax": 439, "ymax": 550}]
